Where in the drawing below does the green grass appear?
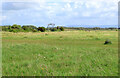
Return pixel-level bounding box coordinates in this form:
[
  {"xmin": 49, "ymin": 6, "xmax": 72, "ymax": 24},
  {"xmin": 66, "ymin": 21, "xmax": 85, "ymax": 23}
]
[{"xmin": 2, "ymin": 30, "xmax": 118, "ymax": 76}]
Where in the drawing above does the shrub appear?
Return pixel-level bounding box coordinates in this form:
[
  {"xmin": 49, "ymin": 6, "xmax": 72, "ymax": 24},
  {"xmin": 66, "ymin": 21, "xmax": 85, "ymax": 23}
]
[
  {"xmin": 51, "ymin": 28, "xmax": 57, "ymax": 31},
  {"xmin": 32, "ymin": 29, "xmax": 38, "ymax": 32},
  {"xmin": 22, "ymin": 25, "xmax": 37, "ymax": 32},
  {"xmin": 38, "ymin": 27, "xmax": 46, "ymax": 32},
  {"xmin": 11, "ymin": 24, "xmax": 22, "ymax": 29},
  {"xmin": 60, "ymin": 27, "xmax": 64, "ymax": 31},
  {"xmin": 57, "ymin": 28, "xmax": 61, "ymax": 31},
  {"xmin": 57, "ymin": 26, "xmax": 60, "ymax": 29},
  {"xmin": 79, "ymin": 27, "xmax": 85, "ymax": 30},
  {"xmin": 9, "ymin": 29, "xmax": 20, "ymax": 33},
  {"xmin": 2, "ymin": 25, "xmax": 11, "ymax": 31},
  {"xmin": 104, "ymin": 39, "xmax": 112, "ymax": 45},
  {"xmin": 108, "ymin": 27, "xmax": 116, "ymax": 30},
  {"xmin": 22, "ymin": 26, "xmax": 30, "ymax": 31},
  {"xmin": 8, "ymin": 24, "xmax": 23, "ymax": 32},
  {"xmin": 93, "ymin": 27, "xmax": 101, "ymax": 30}
]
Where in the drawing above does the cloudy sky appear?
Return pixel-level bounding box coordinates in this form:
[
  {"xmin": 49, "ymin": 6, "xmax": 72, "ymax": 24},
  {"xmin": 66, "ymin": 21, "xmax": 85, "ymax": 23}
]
[{"xmin": 1, "ymin": 0, "xmax": 119, "ymax": 27}]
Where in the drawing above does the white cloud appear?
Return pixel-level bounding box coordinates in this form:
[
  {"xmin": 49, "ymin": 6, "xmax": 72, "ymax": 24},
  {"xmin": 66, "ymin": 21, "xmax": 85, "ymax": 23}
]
[
  {"xmin": 1, "ymin": 0, "xmax": 119, "ymax": 25},
  {"xmin": 64, "ymin": 3, "xmax": 72, "ymax": 11}
]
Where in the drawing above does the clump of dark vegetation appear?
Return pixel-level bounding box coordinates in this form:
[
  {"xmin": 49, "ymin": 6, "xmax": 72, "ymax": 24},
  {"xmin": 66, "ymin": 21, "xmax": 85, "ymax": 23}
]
[
  {"xmin": 59, "ymin": 27, "xmax": 64, "ymax": 31},
  {"xmin": 57, "ymin": 26, "xmax": 64, "ymax": 31},
  {"xmin": 9, "ymin": 24, "xmax": 22, "ymax": 33},
  {"xmin": 57, "ymin": 26, "xmax": 59, "ymax": 29},
  {"xmin": 32, "ymin": 29, "xmax": 38, "ymax": 32},
  {"xmin": 47, "ymin": 26, "xmax": 64, "ymax": 32},
  {"xmin": 104, "ymin": 39, "xmax": 112, "ymax": 45},
  {"xmin": 22, "ymin": 25, "xmax": 38, "ymax": 32},
  {"xmin": 38, "ymin": 27, "xmax": 46, "ymax": 32},
  {"xmin": 50, "ymin": 28, "xmax": 57, "ymax": 31}
]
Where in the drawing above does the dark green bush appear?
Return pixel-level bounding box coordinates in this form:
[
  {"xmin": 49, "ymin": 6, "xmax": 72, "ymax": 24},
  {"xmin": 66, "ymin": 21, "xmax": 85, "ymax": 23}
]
[
  {"xmin": 11, "ymin": 24, "xmax": 22, "ymax": 29},
  {"xmin": 22, "ymin": 25, "xmax": 37, "ymax": 32},
  {"xmin": 57, "ymin": 26, "xmax": 60, "ymax": 29},
  {"xmin": 60, "ymin": 27, "xmax": 64, "ymax": 31},
  {"xmin": 38, "ymin": 27, "xmax": 46, "ymax": 32},
  {"xmin": 93, "ymin": 27, "xmax": 101, "ymax": 30},
  {"xmin": 104, "ymin": 39, "xmax": 112, "ymax": 45},
  {"xmin": 2, "ymin": 25, "xmax": 11, "ymax": 31},
  {"xmin": 32, "ymin": 29, "xmax": 38, "ymax": 32},
  {"xmin": 8, "ymin": 24, "xmax": 22, "ymax": 32},
  {"xmin": 108, "ymin": 27, "xmax": 117, "ymax": 30},
  {"xmin": 51, "ymin": 28, "xmax": 57, "ymax": 31},
  {"xmin": 22, "ymin": 26, "xmax": 30, "ymax": 31},
  {"xmin": 9, "ymin": 29, "xmax": 20, "ymax": 33}
]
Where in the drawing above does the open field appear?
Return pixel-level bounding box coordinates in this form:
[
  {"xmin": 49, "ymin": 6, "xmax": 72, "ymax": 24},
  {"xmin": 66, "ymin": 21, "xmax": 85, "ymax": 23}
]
[{"xmin": 2, "ymin": 30, "xmax": 118, "ymax": 76}]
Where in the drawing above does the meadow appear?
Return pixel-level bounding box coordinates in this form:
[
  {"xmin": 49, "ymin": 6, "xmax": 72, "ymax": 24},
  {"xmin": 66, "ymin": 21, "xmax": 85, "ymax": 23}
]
[{"xmin": 2, "ymin": 30, "xmax": 118, "ymax": 76}]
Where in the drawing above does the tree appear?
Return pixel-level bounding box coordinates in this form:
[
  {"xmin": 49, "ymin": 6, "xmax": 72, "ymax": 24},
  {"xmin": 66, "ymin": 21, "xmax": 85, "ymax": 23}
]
[
  {"xmin": 93, "ymin": 27, "xmax": 101, "ymax": 30},
  {"xmin": 22, "ymin": 25, "xmax": 38, "ymax": 32},
  {"xmin": 51, "ymin": 28, "xmax": 57, "ymax": 31},
  {"xmin": 60, "ymin": 27, "xmax": 64, "ymax": 31},
  {"xmin": 11, "ymin": 24, "xmax": 21, "ymax": 29},
  {"xmin": 9, "ymin": 24, "xmax": 22, "ymax": 32},
  {"xmin": 38, "ymin": 27, "xmax": 46, "ymax": 32},
  {"xmin": 57, "ymin": 26, "xmax": 59, "ymax": 29},
  {"xmin": 2, "ymin": 25, "xmax": 11, "ymax": 31}
]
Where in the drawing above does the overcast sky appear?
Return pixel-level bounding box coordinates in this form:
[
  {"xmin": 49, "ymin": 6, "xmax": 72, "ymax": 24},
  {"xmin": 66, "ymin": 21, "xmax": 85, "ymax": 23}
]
[{"xmin": 1, "ymin": 0, "xmax": 119, "ymax": 27}]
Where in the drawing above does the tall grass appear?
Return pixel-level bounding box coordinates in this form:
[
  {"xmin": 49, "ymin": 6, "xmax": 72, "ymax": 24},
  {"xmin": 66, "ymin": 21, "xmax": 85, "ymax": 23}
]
[{"xmin": 2, "ymin": 30, "xmax": 118, "ymax": 76}]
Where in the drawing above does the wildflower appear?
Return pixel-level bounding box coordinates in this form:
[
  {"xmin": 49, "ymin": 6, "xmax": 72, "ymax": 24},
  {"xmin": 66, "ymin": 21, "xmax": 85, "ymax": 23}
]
[{"xmin": 42, "ymin": 68, "xmax": 44, "ymax": 70}]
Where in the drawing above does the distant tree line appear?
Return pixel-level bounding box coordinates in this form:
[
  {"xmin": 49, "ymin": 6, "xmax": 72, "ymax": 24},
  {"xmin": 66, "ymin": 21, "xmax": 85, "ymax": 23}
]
[
  {"xmin": 1, "ymin": 24, "xmax": 64, "ymax": 33},
  {"xmin": 1, "ymin": 24, "xmax": 118, "ymax": 33},
  {"xmin": 64, "ymin": 27, "xmax": 118, "ymax": 31}
]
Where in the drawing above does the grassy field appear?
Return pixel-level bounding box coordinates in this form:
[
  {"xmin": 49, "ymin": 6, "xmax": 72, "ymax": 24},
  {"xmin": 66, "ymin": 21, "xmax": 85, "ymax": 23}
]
[{"xmin": 2, "ymin": 30, "xmax": 118, "ymax": 76}]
